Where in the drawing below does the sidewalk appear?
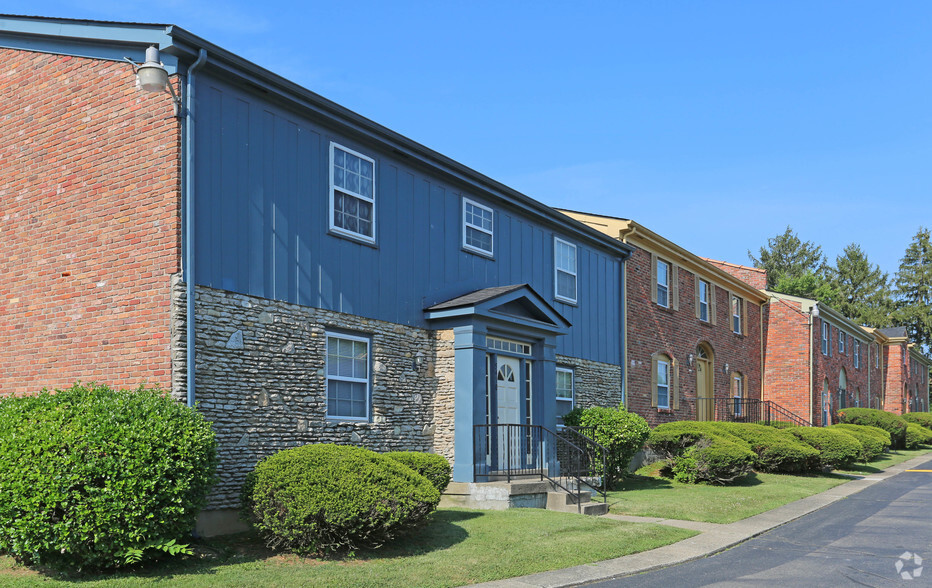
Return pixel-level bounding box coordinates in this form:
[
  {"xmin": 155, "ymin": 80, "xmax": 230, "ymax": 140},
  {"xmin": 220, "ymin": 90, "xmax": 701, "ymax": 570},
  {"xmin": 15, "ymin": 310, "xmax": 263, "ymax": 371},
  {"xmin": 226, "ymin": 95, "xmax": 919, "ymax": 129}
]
[{"xmin": 472, "ymin": 452, "xmax": 932, "ymax": 588}]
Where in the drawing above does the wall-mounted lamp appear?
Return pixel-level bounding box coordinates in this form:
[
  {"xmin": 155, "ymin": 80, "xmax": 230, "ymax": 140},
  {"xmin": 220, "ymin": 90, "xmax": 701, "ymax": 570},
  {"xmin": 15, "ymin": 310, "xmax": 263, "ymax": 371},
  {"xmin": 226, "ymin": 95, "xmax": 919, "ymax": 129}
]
[
  {"xmin": 810, "ymin": 303, "xmax": 820, "ymax": 319},
  {"xmin": 412, "ymin": 352, "xmax": 426, "ymax": 371},
  {"xmin": 687, "ymin": 353, "xmax": 694, "ymax": 367},
  {"xmin": 127, "ymin": 46, "xmax": 181, "ymax": 117},
  {"xmin": 723, "ymin": 362, "xmax": 730, "ymax": 374}
]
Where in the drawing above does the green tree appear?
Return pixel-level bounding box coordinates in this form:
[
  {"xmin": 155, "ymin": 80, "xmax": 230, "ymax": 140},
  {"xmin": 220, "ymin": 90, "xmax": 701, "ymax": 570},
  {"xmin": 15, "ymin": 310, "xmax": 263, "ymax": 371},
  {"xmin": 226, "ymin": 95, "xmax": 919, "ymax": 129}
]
[
  {"xmin": 774, "ymin": 271, "xmax": 840, "ymax": 306},
  {"xmin": 894, "ymin": 227, "xmax": 932, "ymax": 352},
  {"xmin": 828, "ymin": 243, "xmax": 894, "ymax": 327},
  {"xmin": 749, "ymin": 226, "xmax": 826, "ymax": 289}
]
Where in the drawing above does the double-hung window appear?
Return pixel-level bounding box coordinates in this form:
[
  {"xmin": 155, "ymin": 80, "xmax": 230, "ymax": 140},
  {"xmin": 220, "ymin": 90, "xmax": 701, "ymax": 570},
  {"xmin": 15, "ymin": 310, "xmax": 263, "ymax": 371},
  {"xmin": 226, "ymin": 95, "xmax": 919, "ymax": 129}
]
[
  {"xmin": 698, "ymin": 279, "xmax": 710, "ymax": 322},
  {"xmin": 821, "ymin": 322, "xmax": 830, "ymax": 356},
  {"xmin": 554, "ymin": 238, "xmax": 577, "ymax": 303},
  {"xmin": 463, "ymin": 198, "xmax": 493, "ymax": 256},
  {"xmin": 656, "ymin": 359, "xmax": 670, "ymax": 409},
  {"xmin": 839, "ymin": 330, "xmax": 846, "ymax": 354},
  {"xmin": 656, "ymin": 260, "xmax": 670, "ymax": 307},
  {"xmin": 731, "ymin": 295, "xmax": 743, "ymax": 334},
  {"xmin": 875, "ymin": 345, "xmax": 879, "ymax": 368},
  {"xmin": 854, "ymin": 340, "xmax": 860, "ymax": 368},
  {"xmin": 326, "ymin": 333, "xmax": 370, "ymax": 420},
  {"xmin": 556, "ymin": 368, "xmax": 575, "ymax": 426},
  {"xmin": 330, "ymin": 142, "xmax": 375, "ymax": 243}
]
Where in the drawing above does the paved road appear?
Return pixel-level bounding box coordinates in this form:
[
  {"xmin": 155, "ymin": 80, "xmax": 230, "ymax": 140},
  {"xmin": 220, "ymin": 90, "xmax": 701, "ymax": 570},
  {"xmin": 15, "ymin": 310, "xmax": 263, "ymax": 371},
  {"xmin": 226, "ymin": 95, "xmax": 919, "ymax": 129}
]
[{"xmin": 588, "ymin": 458, "xmax": 932, "ymax": 587}]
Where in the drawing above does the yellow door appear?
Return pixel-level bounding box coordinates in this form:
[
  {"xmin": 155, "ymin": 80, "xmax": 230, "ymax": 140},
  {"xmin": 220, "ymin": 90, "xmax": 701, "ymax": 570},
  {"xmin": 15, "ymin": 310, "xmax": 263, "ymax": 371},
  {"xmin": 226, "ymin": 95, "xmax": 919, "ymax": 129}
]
[{"xmin": 697, "ymin": 359, "xmax": 712, "ymax": 421}]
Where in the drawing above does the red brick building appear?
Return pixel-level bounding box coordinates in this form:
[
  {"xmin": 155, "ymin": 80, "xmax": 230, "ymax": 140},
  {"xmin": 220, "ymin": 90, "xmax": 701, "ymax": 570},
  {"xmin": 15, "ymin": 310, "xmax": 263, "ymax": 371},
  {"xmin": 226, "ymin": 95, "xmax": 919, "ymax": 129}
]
[
  {"xmin": 560, "ymin": 212, "xmax": 768, "ymax": 427},
  {"xmin": 872, "ymin": 327, "xmax": 930, "ymax": 414},
  {"xmin": 0, "ymin": 46, "xmax": 181, "ymax": 396}
]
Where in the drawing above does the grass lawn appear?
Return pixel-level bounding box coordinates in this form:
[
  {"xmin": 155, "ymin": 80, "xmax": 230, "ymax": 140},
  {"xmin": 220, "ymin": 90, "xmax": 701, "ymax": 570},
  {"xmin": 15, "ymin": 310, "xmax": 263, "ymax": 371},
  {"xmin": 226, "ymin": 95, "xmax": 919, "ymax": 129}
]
[
  {"xmin": 0, "ymin": 508, "xmax": 696, "ymax": 588},
  {"xmin": 609, "ymin": 447, "xmax": 932, "ymax": 524}
]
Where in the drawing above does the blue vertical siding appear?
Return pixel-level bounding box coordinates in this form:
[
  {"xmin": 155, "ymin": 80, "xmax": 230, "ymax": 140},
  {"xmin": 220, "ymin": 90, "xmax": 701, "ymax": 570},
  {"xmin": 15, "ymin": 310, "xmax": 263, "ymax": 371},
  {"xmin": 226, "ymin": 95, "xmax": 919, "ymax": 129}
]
[{"xmin": 193, "ymin": 74, "xmax": 623, "ymax": 364}]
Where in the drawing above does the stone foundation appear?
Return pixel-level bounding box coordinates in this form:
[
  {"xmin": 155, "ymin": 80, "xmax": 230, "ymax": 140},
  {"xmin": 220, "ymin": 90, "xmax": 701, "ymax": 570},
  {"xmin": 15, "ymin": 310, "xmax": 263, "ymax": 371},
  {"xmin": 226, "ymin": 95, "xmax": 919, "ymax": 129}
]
[
  {"xmin": 171, "ymin": 280, "xmax": 454, "ymax": 509},
  {"xmin": 556, "ymin": 354, "xmax": 623, "ymax": 409}
]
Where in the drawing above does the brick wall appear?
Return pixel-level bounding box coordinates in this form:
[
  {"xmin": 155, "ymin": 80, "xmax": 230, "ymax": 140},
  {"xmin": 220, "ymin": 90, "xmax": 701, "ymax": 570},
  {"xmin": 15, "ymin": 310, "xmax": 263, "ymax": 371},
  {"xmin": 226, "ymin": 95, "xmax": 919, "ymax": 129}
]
[
  {"xmin": 625, "ymin": 246, "xmax": 763, "ymax": 427},
  {"xmin": 703, "ymin": 259, "xmax": 768, "ymax": 290},
  {"xmin": 761, "ymin": 298, "xmax": 813, "ymax": 423},
  {"xmin": 0, "ymin": 48, "xmax": 181, "ymax": 395},
  {"xmin": 812, "ymin": 319, "xmax": 870, "ymax": 426}
]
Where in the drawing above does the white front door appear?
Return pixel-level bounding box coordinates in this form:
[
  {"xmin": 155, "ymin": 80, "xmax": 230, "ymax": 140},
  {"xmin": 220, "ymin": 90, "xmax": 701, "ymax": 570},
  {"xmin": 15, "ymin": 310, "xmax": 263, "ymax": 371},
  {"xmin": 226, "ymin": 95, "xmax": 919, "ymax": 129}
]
[{"xmin": 497, "ymin": 356, "xmax": 520, "ymax": 424}]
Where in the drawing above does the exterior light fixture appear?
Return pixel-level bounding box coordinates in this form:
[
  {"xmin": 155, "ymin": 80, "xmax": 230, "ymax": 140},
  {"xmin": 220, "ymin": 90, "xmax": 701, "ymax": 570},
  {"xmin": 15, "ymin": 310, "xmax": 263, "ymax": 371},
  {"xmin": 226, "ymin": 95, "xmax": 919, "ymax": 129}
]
[
  {"xmin": 687, "ymin": 353, "xmax": 694, "ymax": 367},
  {"xmin": 723, "ymin": 362, "xmax": 730, "ymax": 374},
  {"xmin": 128, "ymin": 46, "xmax": 181, "ymax": 117},
  {"xmin": 811, "ymin": 303, "xmax": 820, "ymax": 319}
]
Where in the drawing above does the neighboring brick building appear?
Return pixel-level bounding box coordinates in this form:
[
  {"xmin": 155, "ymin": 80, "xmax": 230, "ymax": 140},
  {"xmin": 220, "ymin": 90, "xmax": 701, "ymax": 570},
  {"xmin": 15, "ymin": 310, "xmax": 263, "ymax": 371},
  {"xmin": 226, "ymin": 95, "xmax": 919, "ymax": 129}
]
[
  {"xmin": 872, "ymin": 327, "xmax": 931, "ymax": 414},
  {"xmin": 763, "ymin": 292, "xmax": 875, "ymax": 427},
  {"xmin": 560, "ymin": 211, "xmax": 768, "ymax": 427}
]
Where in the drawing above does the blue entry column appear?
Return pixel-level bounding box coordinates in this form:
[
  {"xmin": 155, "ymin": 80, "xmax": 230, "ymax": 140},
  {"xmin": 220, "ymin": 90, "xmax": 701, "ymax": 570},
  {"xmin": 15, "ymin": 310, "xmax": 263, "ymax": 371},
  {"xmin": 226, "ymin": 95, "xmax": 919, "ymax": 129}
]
[{"xmin": 451, "ymin": 323, "xmax": 487, "ymax": 482}]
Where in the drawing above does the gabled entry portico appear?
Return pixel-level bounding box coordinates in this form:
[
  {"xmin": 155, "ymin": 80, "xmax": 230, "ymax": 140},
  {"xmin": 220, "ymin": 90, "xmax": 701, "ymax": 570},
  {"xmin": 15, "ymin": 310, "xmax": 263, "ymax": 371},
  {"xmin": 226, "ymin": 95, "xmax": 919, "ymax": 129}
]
[{"xmin": 425, "ymin": 284, "xmax": 571, "ymax": 482}]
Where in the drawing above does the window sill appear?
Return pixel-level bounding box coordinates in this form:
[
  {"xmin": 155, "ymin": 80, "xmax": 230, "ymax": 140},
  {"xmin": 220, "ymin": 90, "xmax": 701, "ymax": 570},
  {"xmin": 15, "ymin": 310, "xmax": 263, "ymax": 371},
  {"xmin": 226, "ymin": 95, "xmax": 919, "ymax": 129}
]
[
  {"xmin": 656, "ymin": 408, "xmax": 674, "ymax": 414},
  {"xmin": 327, "ymin": 228, "xmax": 378, "ymax": 249},
  {"xmin": 462, "ymin": 246, "xmax": 495, "ymax": 260}
]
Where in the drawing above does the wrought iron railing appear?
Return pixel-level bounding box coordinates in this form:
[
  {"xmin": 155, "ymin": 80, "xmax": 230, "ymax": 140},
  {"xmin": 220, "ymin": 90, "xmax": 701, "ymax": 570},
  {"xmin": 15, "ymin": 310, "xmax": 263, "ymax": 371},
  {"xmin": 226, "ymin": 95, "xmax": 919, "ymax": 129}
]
[
  {"xmin": 694, "ymin": 398, "xmax": 811, "ymax": 427},
  {"xmin": 473, "ymin": 424, "xmax": 607, "ymax": 512}
]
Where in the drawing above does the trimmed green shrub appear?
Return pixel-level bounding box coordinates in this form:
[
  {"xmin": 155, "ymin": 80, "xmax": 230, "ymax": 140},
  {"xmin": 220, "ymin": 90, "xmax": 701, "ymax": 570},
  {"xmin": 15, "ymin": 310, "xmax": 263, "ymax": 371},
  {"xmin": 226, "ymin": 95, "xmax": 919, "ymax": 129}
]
[
  {"xmin": 384, "ymin": 451, "xmax": 451, "ymax": 493},
  {"xmin": 837, "ymin": 408, "xmax": 908, "ymax": 449},
  {"xmin": 0, "ymin": 383, "xmax": 217, "ymax": 570},
  {"xmin": 712, "ymin": 423, "xmax": 819, "ymax": 473},
  {"xmin": 905, "ymin": 423, "xmax": 932, "ymax": 449},
  {"xmin": 902, "ymin": 412, "xmax": 932, "ymax": 431},
  {"xmin": 756, "ymin": 420, "xmax": 797, "ymax": 429},
  {"xmin": 647, "ymin": 421, "xmax": 742, "ymax": 457},
  {"xmin": 571, "ymin": 405, "xmax": 650, "ymax": 489},
  {"xmin": 241, "ymin": 444, "xmax": 440, "ymax": 556},
  {"xmin": 670, "ymin": 437, "xmax": 756, "ymax": 484},
  {"xmin": 787, "ymin": 427, "xmax": 861, "ymax": 470},
  {"xmin": 830, "ymin": 424, "xmax": 889, "ymax": 461}
]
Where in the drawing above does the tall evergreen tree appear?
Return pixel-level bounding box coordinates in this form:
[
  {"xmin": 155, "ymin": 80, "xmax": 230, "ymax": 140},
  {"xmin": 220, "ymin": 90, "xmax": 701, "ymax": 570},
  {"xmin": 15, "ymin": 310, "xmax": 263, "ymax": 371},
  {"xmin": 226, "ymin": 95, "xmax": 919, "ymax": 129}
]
[
  {"xmin": 894, "ymin": 227, "xmax": 932, "ymax": 352},
  {"xmin": 749, "ymin": 226, "xmax": 826, "ymax": 290},
  {"xmin": 829, "ymin": 243, "xmax": 894, "ymax": 327}
]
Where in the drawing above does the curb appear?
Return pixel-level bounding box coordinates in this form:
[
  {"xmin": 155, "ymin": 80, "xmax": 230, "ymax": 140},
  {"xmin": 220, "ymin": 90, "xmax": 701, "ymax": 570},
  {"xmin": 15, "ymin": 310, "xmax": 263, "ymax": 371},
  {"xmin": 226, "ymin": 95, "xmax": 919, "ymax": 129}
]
[{"xmin": 469, "ymin": 452, "xmax": 932, "ymax": 587}]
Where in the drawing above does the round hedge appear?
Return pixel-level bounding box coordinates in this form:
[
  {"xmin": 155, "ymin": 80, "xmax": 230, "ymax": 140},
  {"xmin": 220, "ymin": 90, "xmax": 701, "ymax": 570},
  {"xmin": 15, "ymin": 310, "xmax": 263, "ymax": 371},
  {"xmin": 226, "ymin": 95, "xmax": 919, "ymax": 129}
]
[
  {"xmin": 905, "ymin": 423, "xmax": 932, "ymax": 449},
  {"xmin": 830, "ymin": 424, "xmax": 889, "ymax": 461},
  {"xmin": 0, "ymin": 384, "xmax": 218, "ymax": 570},
  {"xmin": 902, "ymin": 412, "xmax": 932, "ymax": 431},
  {"xmin": 786, "ymin": 427, "xmax": 861, "ymax": 470},
  {"xmin": 384, "ymin": 451, "xmax": 451, "ymax": 493},
  {"xmin": 837, "ymin": 408, "xmax": 908, "ymax": 449},
  {"xmin": 568, "ymin": 405, "xmax": 650, "ymax": 489},
  {"xmin": 241, "ymin": 444, "xmax": 440, "ymax": 556},
  {"xmin": 670, "ymin": 436, "xmax": 756, "ymax": 485},
  {"xmin": 712, "ymin": 423, "xmax": 819, "ymax": 473}
]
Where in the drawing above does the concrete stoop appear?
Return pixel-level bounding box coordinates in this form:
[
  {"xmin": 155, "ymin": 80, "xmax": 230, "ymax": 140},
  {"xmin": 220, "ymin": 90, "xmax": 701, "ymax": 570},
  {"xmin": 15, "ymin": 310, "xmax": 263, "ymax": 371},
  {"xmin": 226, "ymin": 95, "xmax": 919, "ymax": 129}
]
[{"xmin": 441, "ymin": 477, "xmax": 608, "ymax": 516}]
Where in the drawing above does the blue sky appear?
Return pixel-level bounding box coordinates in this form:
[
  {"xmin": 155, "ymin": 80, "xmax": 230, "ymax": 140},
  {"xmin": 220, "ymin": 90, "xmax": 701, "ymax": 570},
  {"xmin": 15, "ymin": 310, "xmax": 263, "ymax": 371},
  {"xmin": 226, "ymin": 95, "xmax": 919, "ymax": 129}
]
[{"xmin": 9, "ymin": 1, "xmax": 931, "ymax": 278}]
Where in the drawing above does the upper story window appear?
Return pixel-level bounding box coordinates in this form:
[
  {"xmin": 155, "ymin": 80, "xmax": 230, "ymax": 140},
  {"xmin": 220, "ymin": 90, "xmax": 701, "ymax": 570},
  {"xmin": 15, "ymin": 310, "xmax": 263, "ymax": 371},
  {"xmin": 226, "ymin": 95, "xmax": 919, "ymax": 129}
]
[
  {"xmin": 326, "ymin": 332, "xmax": 370, "ymax": 420},
  {"xmin": 838, "ymin": 330, "xmax": 846, "ymax": 354},
  {"xmin": 731, "ymin": 295, "xmax": 743, "ymax": 334},
  {"xmin": 330, "ymin": 142, "xmax": 376, "ymax": 243},
  {"xmin": 821, "ymin": 321, "xmax": 830, "ymax": 356},
  {"xmin": 698, "ymin": 279, "xmax": 710, "ymax": 322},
  {"xmin": 854, "ymin": 340, "xmax": 860, "ymax": 369},
  {"xmin": 463, "ymin": 198, "xmax": 493, "ymax": 256},
  {"xmin": 556, "ymin": 367, "xmax": 575, "ymax": 426},
  {"xmin": 656, "ymin": 260, "xmax": 670, "ymax": 308},
  {"xmin": 554, "ymin": 238, "xmax": 577, "ymax": 304},
  {"xmin": 875, "ymin": 344, "xmax": 880, "ymax": 368}
]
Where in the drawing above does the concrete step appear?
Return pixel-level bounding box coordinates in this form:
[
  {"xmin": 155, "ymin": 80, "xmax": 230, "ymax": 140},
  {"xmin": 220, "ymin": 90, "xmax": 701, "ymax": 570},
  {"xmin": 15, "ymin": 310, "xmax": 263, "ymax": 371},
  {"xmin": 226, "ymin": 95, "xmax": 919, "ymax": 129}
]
[
  {"xmin": 547, "ymin": 490, "xmax": 593, "ymax": 506},
  {"xmin": 545, "ymin": 492, "xmax": 609, "ymax": 516}
]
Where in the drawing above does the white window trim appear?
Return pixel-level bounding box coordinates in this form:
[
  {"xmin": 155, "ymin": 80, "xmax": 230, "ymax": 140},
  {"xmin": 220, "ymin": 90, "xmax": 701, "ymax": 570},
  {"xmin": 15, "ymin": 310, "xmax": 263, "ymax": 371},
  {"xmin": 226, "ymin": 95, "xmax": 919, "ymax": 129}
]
[
  {"xmin": 698, "ymin": 279, "xmax": 710, "ymax": 322},
  {"xmin": 822, "ymin": 322, "xmax": 830, "ymax": 356},
  {"xmin": 854, "ymin": 340, "xmax": 860, "ymax": 368},
  {"xmin": 656, "ymin": 260, "xmax": 670, "ymax": 308},
  {"xmin": 657, "ymin": 359, "xmax": 670, "ymax": 409},
  {"xmin": 462, "ymin": 198, "xmax": 494, "ymax": 256},
  {"xmin": 554, "ymin": 237, "xmax": 578, "ymax": 304},
  {"xmin": 839, "ymin": 330, "xmax": 846, "ymax": 354},
  {"xmin": 733, "ymin": 373, "xmax": 744, "ymax": 416},
  {"xmin": 731, "ymin": 295, "xmax": 742, "ymax": 334},
  {"xmin": 556, "ymin": 367, "xmax": 575, "ymax": 425},
  {"xmin": 329, "ymin": 141, "xmax": 376, "ymax": 244},
  {"xmin": 325, "ymin": 332, "xmax": 371, "ymax": 421}
]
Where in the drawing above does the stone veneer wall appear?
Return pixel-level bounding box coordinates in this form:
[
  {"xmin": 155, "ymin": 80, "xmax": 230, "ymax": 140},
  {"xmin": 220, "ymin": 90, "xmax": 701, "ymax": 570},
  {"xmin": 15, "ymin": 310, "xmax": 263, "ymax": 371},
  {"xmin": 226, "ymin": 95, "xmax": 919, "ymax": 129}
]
[
  {"xmin": 556, "ymin": 354, "xmax": 622, "ymax": 409},
  {"xmin": 171, "ymin": 279, "xmax": 454, "ymax": 509}
]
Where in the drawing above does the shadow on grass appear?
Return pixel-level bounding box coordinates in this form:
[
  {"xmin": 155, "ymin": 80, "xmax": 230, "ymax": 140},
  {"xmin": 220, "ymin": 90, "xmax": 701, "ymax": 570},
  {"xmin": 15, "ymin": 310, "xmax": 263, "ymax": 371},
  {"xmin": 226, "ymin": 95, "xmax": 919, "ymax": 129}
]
[{"xmin": 32, "ymin": 510, "xmax": 484, "ymax": 583}]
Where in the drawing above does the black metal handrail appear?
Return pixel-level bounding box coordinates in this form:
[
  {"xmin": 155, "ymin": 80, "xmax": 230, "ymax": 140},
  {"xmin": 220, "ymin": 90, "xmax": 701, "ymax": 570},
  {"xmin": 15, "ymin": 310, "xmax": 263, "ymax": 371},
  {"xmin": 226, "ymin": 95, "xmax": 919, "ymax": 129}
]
[
  {"xmin": 558, "ymin": 426, "xmax": 608, "ymax": 504},
  {"xmin": 473, "ymin": 424, "xmax": 607, "ymax": 512},
  {"xmin": 695, "ymin": 397, "xmax": 811, "ymax": 427}
]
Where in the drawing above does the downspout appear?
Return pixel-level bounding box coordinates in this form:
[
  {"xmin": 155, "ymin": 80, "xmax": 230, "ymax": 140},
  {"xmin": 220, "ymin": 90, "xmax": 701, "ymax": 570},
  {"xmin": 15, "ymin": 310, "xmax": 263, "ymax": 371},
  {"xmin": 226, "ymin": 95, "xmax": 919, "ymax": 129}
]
[
  {"xmin": 760, "ymin": 299, "xmax": 766, "ymax": 401},
  {"xmin": 618, "ymin": 225, "xmax": 637, "ymax": 408},
  {"xmin": 808, "ymin": 304, "xmax": 816, "ymax": 426},
  {"xmin": 185, "ymin": 49, "xmax": 208, "ymax": 407}
]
